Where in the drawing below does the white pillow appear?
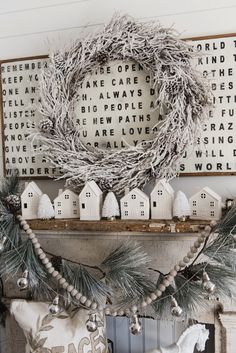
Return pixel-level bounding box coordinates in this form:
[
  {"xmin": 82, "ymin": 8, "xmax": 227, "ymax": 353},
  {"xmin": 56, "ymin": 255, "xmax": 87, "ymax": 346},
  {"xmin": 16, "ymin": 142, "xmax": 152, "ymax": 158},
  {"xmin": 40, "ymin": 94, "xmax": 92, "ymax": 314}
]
[{"xmin": 11, "ymin": 300, "xmax": 108, "ymax": 353}]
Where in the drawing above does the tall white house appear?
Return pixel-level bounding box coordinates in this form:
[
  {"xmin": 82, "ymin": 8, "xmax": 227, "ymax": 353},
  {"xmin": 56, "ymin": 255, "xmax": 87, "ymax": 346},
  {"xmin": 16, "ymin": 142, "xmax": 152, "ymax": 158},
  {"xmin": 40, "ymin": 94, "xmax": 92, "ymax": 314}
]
[
  {"xmin": 120, "ymin": 188, "xmax": 149, "ymax": 220},
  {"xmin": 189, "ymin": 187, "xmax": 222, "ymax": 220},
  {"xmin": 79, "ymin": 181, "xmax": 103, "ymax": 220},
  {"xmin": 150, "ymin": 179, "xmax": 174, "ymax": 219},
  {"xmin": 54, "ymin": 189, "xmax": 80, "ymax": 219},
  {"xmin": 21, "ymin": 182, "xmax": 43, "ymax": 220}
]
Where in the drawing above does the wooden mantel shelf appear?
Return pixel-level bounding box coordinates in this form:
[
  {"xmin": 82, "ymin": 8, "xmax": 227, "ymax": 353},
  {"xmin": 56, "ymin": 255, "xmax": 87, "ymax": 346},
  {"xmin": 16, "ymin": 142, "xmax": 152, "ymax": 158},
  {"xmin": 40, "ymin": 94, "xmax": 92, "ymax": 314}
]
[{"xmin": 28, "ymin": 218, "xmax": 210, "ymax": 233}]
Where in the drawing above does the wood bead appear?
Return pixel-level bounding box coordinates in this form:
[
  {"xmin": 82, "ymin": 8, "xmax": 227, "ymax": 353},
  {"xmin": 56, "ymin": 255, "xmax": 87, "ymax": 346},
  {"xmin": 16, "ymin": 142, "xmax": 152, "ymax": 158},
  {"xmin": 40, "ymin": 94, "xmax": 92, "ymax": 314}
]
[
  {"xmin": 75, "ymin": 292, "xmax": 82, "ymax": 300},
  {"xmin": 170, "ymin": 269, "xmax": 177, "ymax": 277},
  {"xmin": 166, "ymin": 275, "xmax": 174, "ymax": 282},
  {"xmin": 45, "ymin": 262, "xmax": 53, "ymax": 269},
  {"xmin": 80, "ymin": 296, "xmax": 87, "ymax": 304},
  {"xmin": 178, "ymin": 260, "xmax": 186, "ymax": 268},
  {"xmin": 204, "ymin": 225, "xmax": 212, "ymax": 232},
  {"xmin": 33, "ymin": 243, "xmax": 40, "ymax": 249},
  {"xmin": 187, "ymin": 252, "xmax": 195, "ymax": 259},
  {"xmin": 150, "ymin": 292, "xmax": 157, "ymax": 300},
  {"xmin": 91, "ymin": 302, "xmax": 98, "ymax": 310},
  {"xmin": 198, "ymin": 236, "xmax": 205, "ymax": 243},
  {"xmin": 190, "ymin": 246, "xmax": 198, "ymax": 253},
  {"xmin": 174, "ymin": 265, "xmax": 180, "ymax": 271},
  {"xmin": 42, "ymin": 258, "xmax": 49, "ymax": 264},
  {"xmin": 105, "ymin": 308, "xmax": 111, "ymax": 315},
  {"xmin": 55, "ymin": 274, "xmax": 62, "ymax": 281},
  {"xmin": 183, "ymin": 256, "xmax": 190, "ymax": 263},
  {"xmin": 17, "ymin": 215, "xmax": 23, "ymax": 220},
  {"xmin": 20, "ymin": 220, "xmax": 27, "ymax": 226},
  {"xmin": 111, "ymin": 311, "xmax": 117, "ymax": 317},
  {"xmin": 62, "ymin": 282, "xmax": 69, "ymax": 289},
  {"xmin": 162, "ymin": 279, "xmax": 170, "ymax": 286},
  {"xmin": 146, "ymin": 296, "xmax": 152, "ymax": 304},
  {"xmin": 85, "ymin": 299, "xmax": 92, "ymax": 307},
  {"xmin": 158, "ymin": 284, "xmax": 166, "ymax": 292},
  {"xmin": 59, "ymin": 278, "xmax": 66, "ymax": 285},
  {"xmin": 117, "ymin": 309, "xmax": 124, "ymax": 316},
  {"xmin": 31, "ymin": 238, "xmax": 38, "ymax": 244},
  {"xmin": 155, "ymin": 289, "xmax": 162, "ymax": 297},
  {"xmin": 67, "ymin": 285, "xmax": 74, "ymax": 292},
  {"xmin": 141, "ymin": 301, "xmax": 147, "ymax": 307},
  {"xmin": 48, "ymin": 267, "xmax": 54, "ymax": 274},
  {"xmin": 26, "ymin": 229, "xmax": 33, "ymax": 235},
  {"xmin": 210, "ymin": 220, "xmax": 217, "ymax": 226},
  {"xmin": 39, "ymin": 253, "xmax": 46, "ymax": 260},
  {"xmin": 131, "ymin": 305, "xmax": 138, "ymax": 313},
  {"xmin": 36, "ymin": 248, "xmax": 43, "ymax": 255},
  {"xmin": 194, "ymin": 241, "xmax": 200, "ymax": 248},
  {"xmin": 71, "ymin": 289, "xmax": 78, "ymax": 297},
  {"xmin": 23, "ymin": 224, "xmax": 30, "ymax": 231},
  {"xmin": 52, "ymin": 271, "xmax": 59, "ymax": 278},
  {"xmin": 29, "ymin": 233, "xmax": 35, "ymax": 240}
]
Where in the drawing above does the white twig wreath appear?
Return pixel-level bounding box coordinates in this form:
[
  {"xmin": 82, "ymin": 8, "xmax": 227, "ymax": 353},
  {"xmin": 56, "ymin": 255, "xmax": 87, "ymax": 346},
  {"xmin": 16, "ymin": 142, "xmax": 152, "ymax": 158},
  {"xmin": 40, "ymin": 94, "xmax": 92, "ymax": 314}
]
[{"xmin": 34, "ymin": 15, "xmax": 211, "ymax": 194}]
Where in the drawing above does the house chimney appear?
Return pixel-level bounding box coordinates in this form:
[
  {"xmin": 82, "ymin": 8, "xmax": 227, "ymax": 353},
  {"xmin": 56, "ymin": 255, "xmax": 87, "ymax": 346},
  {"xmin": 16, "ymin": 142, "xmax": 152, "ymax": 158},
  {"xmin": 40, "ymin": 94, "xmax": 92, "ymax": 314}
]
[
  {"xmin": 58, "ymin": 189, "xmax": 63, "ymax": 196},
  {"xmin": 125, "ymin": 187, "xmax": 129, "ymax": 195}
]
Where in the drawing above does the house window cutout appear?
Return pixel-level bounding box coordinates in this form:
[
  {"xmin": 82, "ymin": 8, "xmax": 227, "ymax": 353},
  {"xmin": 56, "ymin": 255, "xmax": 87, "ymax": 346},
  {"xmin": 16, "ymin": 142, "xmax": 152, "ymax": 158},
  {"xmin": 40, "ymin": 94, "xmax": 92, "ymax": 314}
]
[
  {"xmin": 210, "ymin": 201, "xmax": 215, "ymax": 207},
  {"xmin": 124, "ymin": 202, "xmax": 128, "ymax": 207},
  {"xmin": 201, "ymin": 193, "xmax": 206, "ymax": 199},
  {"xmin": 86, "ymin": 192, "xmax": 91, "ymax": 197},
  {"xmin": 141, "ymin": 210, "xmax": 145, "ymax": 216},
  {"xmin": 192, "ymin": 201, "xmax": 197, "ymax": 206},
  {"xmin": 28, "ymin": 192, "xmax": 33, "ymax": 197},
  {"xmin": 65, "ymin": 194, "xmax": 69, "ymax": 199},
  {"xmin": 193, "ymin": 210, "xmax": 197, "ymax": 216},
  {"xmin": 140, "ymin": 202, "xmax": 144, "ymax": 207},
  {"xmin": 131, "ymin": 194, "xmax": 136, "ymax": 199},
  {"xmin": 24, "ymin": 203, "xmax": 27, "ymax": 209},
  {"xmin": 73, "ymin": 201, "xmax": 77, "ymax": 206},
  {"xmin": 153, "ymin": 201, "xmax": 157, "ymax": 207},
  {"xmin": 210, "ymin": 211, "xmax": 215, "ymax": 217},
  {"xmin": 157, "ymin": 190, "xmax": 163, "ymax": 195},
  {"xmin": 57, "ymin": 202, "xmax": 61, "ymax": 206},
  {"xmin": 125, "ymin": 211, "xmax": 128, "ymax": 216},
  {"xmin": 73, "ymin": 210, "xmax": 77, "ymax": 214},
  {"xmin": 82, "ymin": 203, "xmax": 85, "ymax": 209},
  {"xmin": 58, "ymin": 210, "xmax": 62, "ymax": 215}
]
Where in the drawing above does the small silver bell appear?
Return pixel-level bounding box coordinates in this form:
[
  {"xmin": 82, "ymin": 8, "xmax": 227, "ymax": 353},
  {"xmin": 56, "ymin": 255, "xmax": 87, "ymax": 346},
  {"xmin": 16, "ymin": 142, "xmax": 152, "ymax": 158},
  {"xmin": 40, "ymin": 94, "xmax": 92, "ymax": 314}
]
[
  {"xmin": 48, "ymin": 295, "xmax": 61, "ymax": 315},
  {"xmin": 202, "ymin": 272, "xmax": 215, "ymax": 294},
  {"xmin": 0, "ymin": 237, "xmax": 6, "ymax": 253},
  {"xmin": 86, "ymin": 314, "xmax": 98, "ymax": 332},
  {"xmin": 17, "ymin": 270, "xmax": 29, "ymax": 290},
  {"xmin": 129, "ymin": 314, "xmax": 142, "ymax": 335},
  {"xmin": 171, "ymin": 296, "xmax": 183, "ymax": 317}
]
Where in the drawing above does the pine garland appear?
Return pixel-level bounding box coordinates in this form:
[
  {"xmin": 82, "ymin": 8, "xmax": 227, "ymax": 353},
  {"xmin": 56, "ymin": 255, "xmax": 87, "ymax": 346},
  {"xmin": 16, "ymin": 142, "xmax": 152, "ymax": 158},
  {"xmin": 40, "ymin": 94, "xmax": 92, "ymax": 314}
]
[{"xmin": 0, "ymin": 174, "xmax": 236, "ymax": 323}]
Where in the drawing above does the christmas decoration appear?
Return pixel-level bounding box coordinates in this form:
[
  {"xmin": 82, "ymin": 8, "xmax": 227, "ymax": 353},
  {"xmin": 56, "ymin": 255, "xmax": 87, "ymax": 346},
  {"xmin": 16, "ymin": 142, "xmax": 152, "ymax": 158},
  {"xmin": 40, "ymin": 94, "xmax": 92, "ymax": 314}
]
[
  {"xmin": 173, "ymin": 191, "xmax": 191, "ymax": 220},
  {"xmin": 0, "ymin": 174, "xmax": 236, "ymax": 322},
  {"xmin": 202, "ymin": 272, "xmax": 215, "ymax": 294},
  {"xmin": 5, "ymin": 194, "xmax": 21, "ymax": 212},
  {"xmin": 102, "ymin": 192, "xmax": 120, "ymax": 220},
  {"xmin": 31, "ymin": 14, "xmax": 212, "ymax": 195},
  {"xmin": 129, "ymin": 314, "xmax": 142, "ymax": 335},
  {"xmin": 147, "ymin": 324, "xmax": 209, "ymax": 353},
  {"xmin": 150, "ymin": 179, "xmax": 174, "ymax": 220},
  {"xmin": 79, "ymin": 181, "xmax": 103, "ymax": 220},
  {"xmin": 189, "ymin": 187, "xmax": 222, "ymax": 220},
  {"xmin": 17, "ymin": 270, "xmax": 29, "ymax": 290},
  {"xmin": 38, "ymin": 194, "xmax": 55, "ymax": 219},
  {"xmin": 48, "ymin": 295, "xmax": 61, "ymax": 315},
  {"xmin": 171, "ymin": 296, "xmax": 183, "ymax": 317},
  {"xmin": 120, "ymin": 188, "xmax": 149, "ymax": 220},
  {"xmin": 86, "ymin": 313, "xmax": 98, "ymax": 332},
  {"xmin": 54, "ymin": 189, "xmax": 80, "ymax": 219},
  {"xmin": 21, "ymin": 181, "xmax": 43, "ymax": 219}
]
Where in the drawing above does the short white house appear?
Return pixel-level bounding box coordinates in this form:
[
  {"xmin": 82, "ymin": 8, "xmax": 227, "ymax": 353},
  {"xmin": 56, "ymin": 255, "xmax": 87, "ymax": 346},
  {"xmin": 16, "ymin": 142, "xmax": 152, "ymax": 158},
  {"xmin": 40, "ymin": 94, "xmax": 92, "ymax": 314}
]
[
  {"xmin": 21, "ymin": 182, "xmax": 43, "ymax": 220},
  {"xmin": 189, "ymin": 187, "xmax": 222, "ymax": 220},
  {"xmin": 150, "ymin": 179, "xmax": 174, "ymax": 219},
  {"xmin": 120, "ymin": 188, "xmax": 149, "ymax": 220},
  {"xmin": 79, "ymin": 181, "xmax": 103, "ymax": 220},
  {"xmin": 54, "ymin": 189, "xmax": 80, "ymax": 219}
]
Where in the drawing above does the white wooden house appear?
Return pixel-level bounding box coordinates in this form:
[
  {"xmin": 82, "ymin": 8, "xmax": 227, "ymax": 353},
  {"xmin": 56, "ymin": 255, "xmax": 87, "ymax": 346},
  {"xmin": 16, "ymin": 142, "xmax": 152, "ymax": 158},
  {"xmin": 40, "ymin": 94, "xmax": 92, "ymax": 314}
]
[
  {"xmin": 120, "ymin": 188, "xmax": 149, "ymax": 220},
  {"xmin": 189, "ymin": 187, "xmax": 222, "ymax": 220},
  {"xmin": 150, "ymin": 179, "xmax": 174, "ymax": 219},
  {"xmin": 21, "ymin": 182, "xmax": 43, "ymax": 220},
  {"xmin": 79, "ymin": 181, "xmax": 103, "ymax": 220},
  {"xmin": 54, "ymin": 189, "xmax": 80, "ymax": 219}
]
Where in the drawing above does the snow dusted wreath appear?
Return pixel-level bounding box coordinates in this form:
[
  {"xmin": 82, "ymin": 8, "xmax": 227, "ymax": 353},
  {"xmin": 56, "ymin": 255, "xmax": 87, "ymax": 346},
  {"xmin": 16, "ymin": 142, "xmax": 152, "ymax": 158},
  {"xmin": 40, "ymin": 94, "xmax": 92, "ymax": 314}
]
[{"xmin": 34, "ymin": 14, "xmax": 211, "ymax": 194}]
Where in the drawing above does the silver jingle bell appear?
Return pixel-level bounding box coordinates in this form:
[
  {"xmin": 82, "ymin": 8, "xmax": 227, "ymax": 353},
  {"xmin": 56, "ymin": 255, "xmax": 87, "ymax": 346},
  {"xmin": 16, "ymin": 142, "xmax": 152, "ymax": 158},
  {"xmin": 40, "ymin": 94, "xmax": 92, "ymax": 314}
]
[
  {"xmin": 202, "ymin": 272, "xmax": 215, "ymax": 294},
  {"xmin": 86, "ymin": 314, "xmax": 98, "ymax": 332},
  {"xmin": 171, "ymin": 305, "xmax": 183, "ymax": 317},
  {"xmin": 48, "ymin": 296, "xmax": 61, "ymax": 315},
  {"xmin": 129, "ymin": 314, "xmax": 142, "ymax": 335},
  {"xmin": 17, "ymin": 270, "xmax": 29, "ymax": 290}
]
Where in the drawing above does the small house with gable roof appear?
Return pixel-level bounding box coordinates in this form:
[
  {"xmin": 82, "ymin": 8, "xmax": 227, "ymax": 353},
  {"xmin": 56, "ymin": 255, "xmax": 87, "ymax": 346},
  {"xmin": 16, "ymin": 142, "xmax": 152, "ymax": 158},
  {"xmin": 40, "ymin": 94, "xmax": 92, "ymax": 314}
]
[
  {"xmin": 189, "ymin": 187, "xmax": 222, "ymax": 220},
  {"xmin": 150, "ymin": 179, "xmax": 174, "ymax": 219},
  {"xmin": 21, "ymin": 182, "xmax": 43, "ymax": 219},
  {"xmin": 79, "ymin": 181, "xmax": 103, "ymax": 220},
  {"xmin": 120, "ymin": 187, "xmax": 149, "ymax": 220},
  {"xmin": 54, "ymin": 189, "xmax": 80, "ymax": 219}
]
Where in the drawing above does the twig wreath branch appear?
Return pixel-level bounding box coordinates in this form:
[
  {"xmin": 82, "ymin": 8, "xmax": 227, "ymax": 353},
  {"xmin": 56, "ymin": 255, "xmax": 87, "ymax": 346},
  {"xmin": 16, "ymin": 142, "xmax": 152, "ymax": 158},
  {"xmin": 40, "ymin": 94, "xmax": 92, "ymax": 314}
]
[{"xmin": 32, "ymin": 14, "xmax": 212, "ymax": 194}]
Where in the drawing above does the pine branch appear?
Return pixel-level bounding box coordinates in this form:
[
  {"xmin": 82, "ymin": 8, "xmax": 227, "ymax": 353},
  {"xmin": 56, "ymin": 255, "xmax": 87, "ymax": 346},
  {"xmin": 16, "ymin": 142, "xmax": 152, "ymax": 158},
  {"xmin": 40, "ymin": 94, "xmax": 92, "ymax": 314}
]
[{"xmin": 0, "ymin": 171, "xmax": 20, "ymax": 199}]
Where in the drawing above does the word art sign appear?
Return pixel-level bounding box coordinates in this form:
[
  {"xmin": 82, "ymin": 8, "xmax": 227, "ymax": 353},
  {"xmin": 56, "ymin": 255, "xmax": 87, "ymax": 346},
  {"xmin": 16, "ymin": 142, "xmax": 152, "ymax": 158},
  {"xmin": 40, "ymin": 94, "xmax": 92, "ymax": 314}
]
[
  {"xmin": 0, "ymin": 56, "xmax": 61, "ymax": 178},
  {"xmin": 180, "ymin": 34, "xmax": 236, "ymax": 174},
  {"xmin": 75, "ymin": 60, "xmax": 158, "ymax": 149}
]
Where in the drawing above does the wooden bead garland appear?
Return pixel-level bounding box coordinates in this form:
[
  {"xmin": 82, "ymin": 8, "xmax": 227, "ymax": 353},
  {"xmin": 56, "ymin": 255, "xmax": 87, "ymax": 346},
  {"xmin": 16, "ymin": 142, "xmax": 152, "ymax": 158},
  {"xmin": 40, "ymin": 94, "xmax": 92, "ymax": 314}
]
[{"xmin": 18, "ymin": 215, "xmax": 212, "ymax": 317}]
